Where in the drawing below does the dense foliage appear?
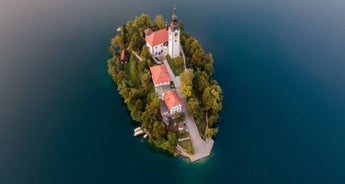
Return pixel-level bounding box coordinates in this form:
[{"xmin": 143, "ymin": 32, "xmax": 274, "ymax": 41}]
[
  {"xmin": 107, "ymin": 13, "xmax": 223, "ymax": 155},
  {"xmin": 166, "ymin": 55, "xmax": 184, "ymax": 76},
  {"xmin": 180, "ymin": 32, "xmax": 223, "ymax": 139},
  {"xmin": 108, "ymin": 14, "xmax": 178, "ymax": 154}
]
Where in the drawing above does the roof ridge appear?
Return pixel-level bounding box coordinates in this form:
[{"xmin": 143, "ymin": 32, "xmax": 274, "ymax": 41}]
[{"xmin": 145, "ymin": 28, "xmax": 168, "ymax": 46}]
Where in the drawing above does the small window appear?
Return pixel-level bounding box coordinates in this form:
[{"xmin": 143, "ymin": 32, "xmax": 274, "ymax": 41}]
[{"xmin": 175, "ymin": 32, "xmax": 178, "ymax": 37}]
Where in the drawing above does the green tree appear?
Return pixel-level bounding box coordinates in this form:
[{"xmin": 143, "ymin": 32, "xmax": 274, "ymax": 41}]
[
  {"xmin": 206, "ymin": 128, "xmax": 218, "ymax": 138},
  {"xmin": 135, "ymin": 13, "xmax": 152, "ymax": 29},
  {"xmin": 187, "ymin": 98, "xmax": 201, "ymax": 117},
  {"xmin": 195, "ymin": 71, "xmax": 209, "ymax": 93},
  {"xmin": 128, "ymin": 33, "xmax": 144, "ymax": 52},
  {"xmin": 118, "ymin": 80, "xmax": 129, "ymax": 99},
  {"xmin": 151, "ymin": 121, "xmax": 166, "ymax": 138},
  {"xmin": 202, "ymin": 85, "xmax": 223, "ymax": 112},
  {"xmin": 154, "ymin": 14, "xmax": 165, "ymax": 29},
  {"xmin": 107, "ymin": 58, "xmax": 117, "ymax": 80},
  {"xmin": 191, "ymin": 48, "xmax": 204, "ymax": 67},
  {"xmin": 202, "ymin": 87, "xmax": 215, "ymax": 111},
  {"xmin": 130, "ymin": 110, "xmax": 142, "ymax": 122},
  {"xmin": 124, "ymin": 88, "xmax": 138, "ymax": 108},
  {"xmin": 180, "ymin": 84, "xmax": 192, "ymax": 98},
  {"xmin": 116, "ymin": 71, "xmax": 125, "ymax": 84},
  {"xmin": 180, "ymin": 71, "xmax": 193, "ymax": 98},
  {"xmin": 141, "ymin": 45, "xmax": 152, "ymax": 60},
  {"xmin": 140, "ymin": 69, "xmax": 151, "ymax": 87},
  {"xmin": 207, "ymin": 112, "xmax": 220, "ymax": 127},
  {"xmin": 142, "ymin": 101, "xmax": 160, "ymax": 131},
  {"xmin": 173, "ymin": 56, "xmax": 185, "ymax": 73},
  {"xmin": 166, "ymin": 132, "xmax": 178, "ymax": 152}
]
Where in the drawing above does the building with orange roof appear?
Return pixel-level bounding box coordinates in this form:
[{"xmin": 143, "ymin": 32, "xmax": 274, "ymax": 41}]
[
  {"xmin": 162, "ymin": 90, "xmax": 183, "ymax": 114},
  {"xmin": 145, "ymin": 28, "xmax": 168, "ymax": 56},
  {"xmin": 120, "ymin": 49, "xmax": 129, "ymax": 64},
  {"xmin": 144, "ymin": 5, "xmax": 180, "ymax": 58},
  {"xmin": 149, "ymin": 65, "xmax": 171, "ymax": 98}
]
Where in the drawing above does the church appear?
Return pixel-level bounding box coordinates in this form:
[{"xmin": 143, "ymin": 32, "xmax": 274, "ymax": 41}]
[{"xmin": 144, "ymin": 6, "xmax": 181, "ymax": 59}]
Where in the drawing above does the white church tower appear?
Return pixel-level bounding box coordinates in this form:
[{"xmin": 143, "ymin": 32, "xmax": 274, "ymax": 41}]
[{"xmin": 168, "ymin": 5, "xmax": 180, "ymax": 59}]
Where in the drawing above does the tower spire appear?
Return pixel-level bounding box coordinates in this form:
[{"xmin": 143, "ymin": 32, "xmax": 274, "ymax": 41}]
[
  {"xmin": 168, "ymin": 4, "xmax": 180, "ymax": 58},
  {"xmin": 173, "ymin": 4, "xmax": 176, "ymax": 16},
  {"xmin": 171, "ymin": 4, "xmax": 178, "ymax": 28}
]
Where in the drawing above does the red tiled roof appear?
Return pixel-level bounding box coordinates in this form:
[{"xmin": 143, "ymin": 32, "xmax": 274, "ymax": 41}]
[
  {"xmin": 145, "ymin": 28, "xmax": 168, "ymax": 46},
  {"xmin": 120, "ymin": 49, "xmax": 129, "ymax": 61},
  {"xmin": 163, "ymin": 90, "xmax": 182, "ymax": 110},
  {"xmin": 150, "ymin": 65, "xmax": 171, "ymax": 85}
]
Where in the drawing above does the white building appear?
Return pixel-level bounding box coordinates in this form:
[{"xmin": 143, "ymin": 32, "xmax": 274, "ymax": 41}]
[
  {"xmin": 149, "ymin": 64, "xmax": 171, "ymax": 98},
  {"xmin": 145, "ymin": 28, "xmax": 168, "ymax": 56},
  {"xmin": 162, "ymin": 90, "xmax": 183, "ymax": 115},
  {"xmin": 144, "ymin": 5, "xmax": 181, "ymax": 59}
]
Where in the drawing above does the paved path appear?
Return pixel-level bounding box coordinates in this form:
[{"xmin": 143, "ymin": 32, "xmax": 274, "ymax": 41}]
[
  {"xmin": 180, "ymin": 44, "xmax": 187, "ymax": 71},
  {"xmin": 132, "ymin": 51, "xmax": 143, "ymax": 61},
  {"xmin": 178, "ymin": 137, "xmax": 191, "ymax": 142},
  {"xmin": 179, "ymin": 97, "xmax": 214, "ymax": 162},
  {"xmin": 162, "ymin": 57, "xmax": 214, "ymax": 162}
]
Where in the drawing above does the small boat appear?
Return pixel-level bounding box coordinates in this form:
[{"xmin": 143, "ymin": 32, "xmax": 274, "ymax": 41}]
[
  {"xmin": 134, "ymin": 130, "xmax": 144, "ymax": 136},
  {"xmin": 134, "ymin": 127, "xmax": 142, "ymax": 132}
]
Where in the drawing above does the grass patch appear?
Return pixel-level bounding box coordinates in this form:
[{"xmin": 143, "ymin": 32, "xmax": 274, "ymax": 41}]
[
  {"xmin": 166, "ymin": 55, "xmax": 184, "ymax": 76},
  {"xmin": 178, "ymin": 130, "xmax": 190, "ymax": 139},
  {"xmin": 178, "ymin": 139, "xmax": 194, "ymax": 154},
  {"xmin": 123, "ymin": 54, "xmax": 141, "ymax": 87}
]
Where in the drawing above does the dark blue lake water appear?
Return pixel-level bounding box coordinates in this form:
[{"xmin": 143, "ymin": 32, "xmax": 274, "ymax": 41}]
[{"xmin": 1, "ymin": 0, "xmax": 345, "ymax": 183}]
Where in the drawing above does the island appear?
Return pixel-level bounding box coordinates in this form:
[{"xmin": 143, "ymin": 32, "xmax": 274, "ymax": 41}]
[{"xmin": 107, "ymin": 6, "xmax": 223, "ymax": 162}]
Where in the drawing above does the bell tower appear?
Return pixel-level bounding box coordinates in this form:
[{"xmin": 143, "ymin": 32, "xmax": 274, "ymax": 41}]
[{"xmin": 168, "ymin": 5, "xmax": 180, "ymax": 58}]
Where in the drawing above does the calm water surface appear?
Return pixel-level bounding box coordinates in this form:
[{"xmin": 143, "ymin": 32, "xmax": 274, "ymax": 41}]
[{"xmin": 1, "ymin": 0, "xmax": 345, "ymax": 183}]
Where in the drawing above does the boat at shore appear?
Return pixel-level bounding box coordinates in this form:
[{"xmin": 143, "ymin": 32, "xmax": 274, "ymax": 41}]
[
  {"xmin": 134, "ymin": 127, "xmax": 142, "ymax": 132},
  {"xmin": 134, "ymin": 129, "xmax": 144, "ymax": 136}
]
